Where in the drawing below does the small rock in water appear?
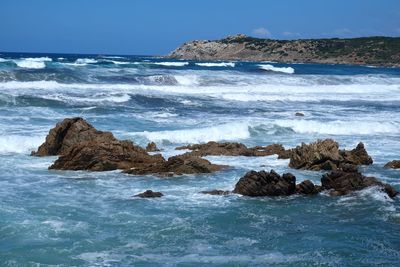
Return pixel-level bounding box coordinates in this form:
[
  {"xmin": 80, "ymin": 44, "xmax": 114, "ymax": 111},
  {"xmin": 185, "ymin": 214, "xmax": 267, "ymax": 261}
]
[
  {"xmin": 295, "ymin": 112, "xmax": 305, "ymax": 117},
  {"xmin": 134, "ymin": 190, "xmax": 164, "ymax": 198},
  {"xmin": 384, "ymin": 160, "xmax": 400, "ymax": 169},
  {"xmin": 201, "ymin": 189, "xmax": 231, "ymax": 195}
]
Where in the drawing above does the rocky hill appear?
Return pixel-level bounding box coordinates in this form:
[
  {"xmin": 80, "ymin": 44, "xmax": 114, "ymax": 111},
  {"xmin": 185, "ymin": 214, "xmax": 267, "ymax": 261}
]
[{"xmin": 168, "ymin": 34, "xmax": 400, "ymax": 66}]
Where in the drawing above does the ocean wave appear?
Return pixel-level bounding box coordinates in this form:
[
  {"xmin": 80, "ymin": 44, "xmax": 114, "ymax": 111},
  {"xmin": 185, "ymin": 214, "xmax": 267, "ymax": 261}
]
[
  {"xmin": 273, "ymin": 119, "xmax": 399, "ymax": 135},
  {"xmin": 132, "ymin": 122, "xmax": 251, "ymax": 144},
  {"xmin": 0, "ymin": 58, "xmax": 8, "ymax": 62},
  {"xmin": 258, "ymin": 64, "xmax": 295, "ymax": 74},
  {"xmin": 196, "ymin": 62, "xmax": 235, "ymax": 67},
  {"xmin": 0, "ymin": 80, "xmax": 399, "ymax": 103},
  {"xmin": 0, "ymin": 135, "xmax": 44, "ymax": 154},
  {"xmin": 41, "ymin": 93, "xmax": 131, "ymax": 104},
  {"xmin": 13, "ymin": 57, "xmax": 52, "ymax": 69},
  {"xmin": 152, "ymin": 62, "xmax": 189, "ymax": 67}
]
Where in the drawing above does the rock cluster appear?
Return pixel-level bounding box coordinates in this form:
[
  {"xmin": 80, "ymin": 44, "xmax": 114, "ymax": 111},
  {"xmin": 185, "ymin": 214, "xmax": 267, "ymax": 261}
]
[
  {"xmin": 177, "ymin": 141, "xmax": 287, "ymax": 157},
  {"xmin": 233, "ymin": 167, "xmax": 397, "ymax": 198},
  {"xmin": 35, "ymin": 118, "xmax": 223, "ymax": 175},
  {"xmin": 287, "ymin": 139, "xmax": 372, "ymax": 171}
]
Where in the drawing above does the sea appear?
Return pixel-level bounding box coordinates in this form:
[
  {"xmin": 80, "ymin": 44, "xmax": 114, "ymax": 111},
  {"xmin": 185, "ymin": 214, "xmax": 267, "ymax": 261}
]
[{"xmin": 0, "ymin": 52, "xmax": 399, "ymax": 266}]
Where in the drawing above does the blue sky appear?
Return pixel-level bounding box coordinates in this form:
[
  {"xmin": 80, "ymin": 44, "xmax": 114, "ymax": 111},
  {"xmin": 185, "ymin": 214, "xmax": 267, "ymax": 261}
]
[{"xmin": 0, "ymin": 0, "xmax": 399, "ymax": 55}]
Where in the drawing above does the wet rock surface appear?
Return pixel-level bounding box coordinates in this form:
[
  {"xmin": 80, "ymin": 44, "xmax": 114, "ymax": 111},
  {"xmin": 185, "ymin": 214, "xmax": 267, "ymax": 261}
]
[
  {"xmin": 384, "ymin": 160, "xmax": 400, "ymax": 169},
  {"xmin": 321, "ymin": 165, "xmax": 398, "ymax": 198},
  {"xmin": 134, "ymin": 190, "xmax": 163, "ymax": 198},
  {"xmin": 177, "ymin": 141, "xmax": 287, "ymax": 157},
  {"xmin": 201, "ymin": 189, "xmax": 231, "ymax": 195},
  {"xmin": 233, "ymin": 170, "xmax": 296, "ymax": 196},
  {"xmin": 296, "ymin": 180, "xmax": 320, "ymax": 195},
  {"xmin": 288, "ymin": 139, "xmax": 372, "ymax": 171}
]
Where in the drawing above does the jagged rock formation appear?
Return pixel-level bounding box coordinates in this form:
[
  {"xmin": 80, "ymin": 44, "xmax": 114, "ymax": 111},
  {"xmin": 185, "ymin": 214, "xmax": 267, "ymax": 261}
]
[
  {"xmin": 287, "ymin": 139, "xmax": 372, "ymax": 171},
  {"xmin": 168, "ymin": 34, "xmax": 400, "ymax": 67},
  {"xmin": 321, "ymin": 164, "xmax": 398, "ymax": 198},
  {"xmin": 36, "ymin": 118, "xmax": 224, "ymax": 175}
]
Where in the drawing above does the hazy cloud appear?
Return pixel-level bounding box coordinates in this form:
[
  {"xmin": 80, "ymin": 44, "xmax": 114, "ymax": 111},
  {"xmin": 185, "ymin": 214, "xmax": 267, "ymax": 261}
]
[{"xmin": 252, "ymin": 27, "xmax": 271, "ymax": 37}]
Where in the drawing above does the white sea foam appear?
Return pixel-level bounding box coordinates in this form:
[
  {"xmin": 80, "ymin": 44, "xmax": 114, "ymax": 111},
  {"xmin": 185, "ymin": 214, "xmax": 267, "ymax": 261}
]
[
  {"xmin": 258, "ymin": 64, "xmax": 295, "ymax": 74},
  {"xmin": 0, "ymin": 135, "xmax": 44, "ymax": 154},
  {"xmin": 75, "ymin": 58, "xmax": 98, "ymax": 64},
  {"xmin": 196, "ymin": 62, "xmax": 235, "ymax": 67},
  {"xmin": 133, "ymin": 122, "xmax": 251, "ymax": 143},
  {"xmin": 0, "ymin": 58, "xmax": 8, "ymax": 62},
  {"xmin": 153, "ymin": 62, "xmax": 189, "ymax": 67}
]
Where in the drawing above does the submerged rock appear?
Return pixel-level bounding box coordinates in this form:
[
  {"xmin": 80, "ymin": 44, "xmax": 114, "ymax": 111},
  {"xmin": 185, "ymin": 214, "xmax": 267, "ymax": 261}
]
[
  {"xmin": 288, "ymin": 139, "xmax": 372, "ymax": 171},
  {"xmin": 384, "ymin": 160, "xmax": 400, "ymax": 169},
  {"xmin": 201, "ymin": 189, "xmax": 231, "ymax": 195},
  {"xmin": 134, "ymin": 190, "xmax": 163, "ymax": 198},
  {"xmin": 321, "ymin": 165, "xmax": 398, "ymax": 198},
  {"xmin": 233, "ymin": 170, "xmax": 296, "ymax": 196},
  {"xmin": 295, "ymin": 112, "xmax": 305, "ymax": 117},
  {"xmin": 146, "ymin": 142, "xmax": 160, "ymax": 152},
  {"xmin": 32, "ymin": 117, "xmax": 116, "ymax": 156},
  {"xmin": 176, "ymin": 141, "xmax": 287, "ymax": 157}
]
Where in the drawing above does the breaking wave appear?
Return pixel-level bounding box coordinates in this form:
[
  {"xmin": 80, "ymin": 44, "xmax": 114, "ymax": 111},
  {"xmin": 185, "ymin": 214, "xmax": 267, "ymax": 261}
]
[
  {"xmin": 196, "ymin": 62, "xmax": 235, "ymax": 67},
  {"xmin": 258, "ymin": 64, "xmax": 295, "ymax": 74}
]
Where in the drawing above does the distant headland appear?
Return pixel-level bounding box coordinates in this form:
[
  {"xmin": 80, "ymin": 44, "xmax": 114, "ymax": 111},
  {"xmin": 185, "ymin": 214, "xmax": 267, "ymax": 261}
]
[{"xmin": 168, "ymin": 34, "xmax": 400, "ymax": 67}]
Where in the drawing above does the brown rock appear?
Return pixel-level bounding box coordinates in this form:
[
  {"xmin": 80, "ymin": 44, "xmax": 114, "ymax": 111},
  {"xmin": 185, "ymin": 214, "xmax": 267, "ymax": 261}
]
[
  {"xmin": 134, "ymin": 190, "xmax": 163, "ymax": 198},
  {"xmin": 146, "ymin": 142, "xmax": 160, "ymax": 152},
  {"xmin": 124, "ymin": 153, "xmax": 225, "ymax": 175},
  {"xmin": 49, "ymin": 139, "xmax": 164, "ymax": 171},
  {"xmin": 201, "ymin": 189, "xmax": 231, "ymax": 195},
  {"xmin": 233, "ymin": 170, "xmax": 296, "ymax": 196},
  {"xmin": 321, "ymin": 168, "xmax": 398, "ymax": 198},
  {"xmin": 32, "ymin": 117, "xmax": 116, "ymax": 156},
  {"xmin": 288, "ymin": 139, "xmax": 373, "ymax": 171},
  {"xmin": 340, "ymin": 142, "xmax": 373, "ymax": 166},
  {"xmin": 296, "ymin": 180, "xmax": 319, "ymax": 195},
  {"xmin": 176, "ymin": 141, "xmax": 287, "ymax": 157},
  {"xmin": 384, "ymin": 160, "xmax": 400, "ymax": 169}
]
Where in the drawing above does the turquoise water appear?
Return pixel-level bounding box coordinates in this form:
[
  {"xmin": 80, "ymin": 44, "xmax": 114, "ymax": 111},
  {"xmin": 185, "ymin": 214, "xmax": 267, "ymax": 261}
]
[{"xmin": 0, "ymin": 53, "xmax": 399, "ymax": 266}]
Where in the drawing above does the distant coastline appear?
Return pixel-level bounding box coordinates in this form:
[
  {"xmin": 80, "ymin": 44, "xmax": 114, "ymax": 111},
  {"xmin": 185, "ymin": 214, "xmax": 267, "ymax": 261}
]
[{"xmin": 168, "ymin": 34, "xmax": 400, "ymax": 67}]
